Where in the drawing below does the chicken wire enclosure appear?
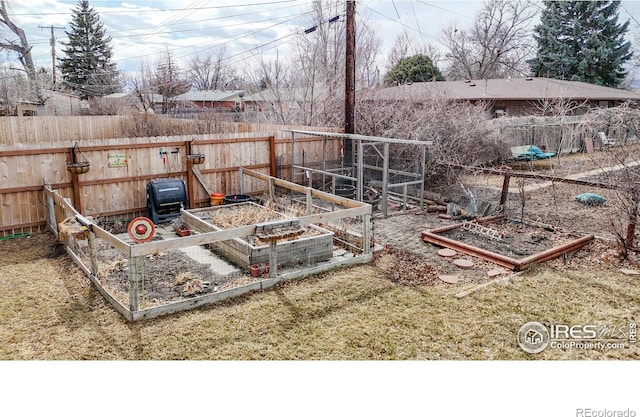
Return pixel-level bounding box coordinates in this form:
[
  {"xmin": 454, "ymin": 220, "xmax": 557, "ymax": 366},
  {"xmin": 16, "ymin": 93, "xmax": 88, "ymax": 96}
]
[
  {"xmin": 288, "ymin": 130, "xmax": 429, "ymax": 217},
  {"xmin": 44, "ymin": 169, "xmax": 373, "ymax": 322}
]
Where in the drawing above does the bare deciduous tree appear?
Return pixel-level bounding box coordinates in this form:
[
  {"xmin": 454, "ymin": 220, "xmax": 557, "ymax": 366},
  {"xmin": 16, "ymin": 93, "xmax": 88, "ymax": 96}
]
[
  {"xmin": 246, "ymin": 0, "xmax": 381, "ymax": 127},
  {"xmin": 153, "ymin": 48, "xmax": 191, "ymax": 114},
  {"xmin": 188, "ymin": 47, "xmax": 237, "ymax": 91},
  {"xmin": 356, "ymin": 90, "xmax": 506, "ymax": 189},
  {"xmin": 127, "ymin": 61, "xmax": 155, "ymax": 113},
  {"xmin": 248, "ymin": 52, "xmax": 294, "ymax": 125},
  {"xmin": 578, "ymin": 103, "xmax": 640, "ymax": 257},
  {"xmin": 0, "ymin": 1, "xmax": 36, "ymax": 91},
  {"xmin": 440, "ymin": 0, "xmax": 537, "ymax": 80}
]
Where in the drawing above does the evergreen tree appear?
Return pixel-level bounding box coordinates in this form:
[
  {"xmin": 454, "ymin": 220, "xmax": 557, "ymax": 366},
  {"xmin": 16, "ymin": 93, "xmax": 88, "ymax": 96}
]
[
  {"xmin": 530, "ymin": 0, "xmax": 632, "ymax": 87},
  {"xmin": 384, "ymin": 54, "xmax": 445, "ymax": 86},
  {"xmin": 59, "ymin": 0, "xmax": 119, "ymax": 99}
]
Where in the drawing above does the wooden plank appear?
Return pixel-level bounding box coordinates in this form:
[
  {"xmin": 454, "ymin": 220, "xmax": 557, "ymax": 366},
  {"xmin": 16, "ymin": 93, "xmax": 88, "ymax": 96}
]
[
  {"xmin": 275, "ymin": 253, "xmax": 373, "ymax": 282},
  {"xmin": 130, "ymin": 224, "xmax": 257, "ymax": 256},
  {"xmin": 91, "ymin": 224, "xmax": 131, "ymax": 255},
  {"xmin": 269, "ymin": 135, "xmax": 277, "ymax": 177},
  {"xmin": 243, "ymin": 168, "xmax": 367, "ymax": 208},
  {"xmin": 191, "ymin": 165, "xmax": 212, "ymax": 196},
  {"xmin": 131, "ymin": 281, "xmax": 265, "ymax": 321},
  {"xmin": 89, "ymin": 273, "xmax": 133, "ymax": 322},
  {"xmin": 455, "ymin": 271, "xmax": 525, "ymax": 298}
]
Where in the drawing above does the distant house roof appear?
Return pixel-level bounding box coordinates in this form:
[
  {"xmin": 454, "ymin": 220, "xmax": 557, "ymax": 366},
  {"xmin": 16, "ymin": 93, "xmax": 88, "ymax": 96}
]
[
  {"xmin": 174, "ymin": 90, "xmax": 244, "ymax": 102},
  {"xmin": 374, "ymin": 77, "xmax": 640, "ymax": 102},
  {"xmin": 243, "ymin": 85, "xmax": 342, "ymax": 103},
  {"xmin": 103, "ymin": 92, "xmax": 130, "ymax": 99}
]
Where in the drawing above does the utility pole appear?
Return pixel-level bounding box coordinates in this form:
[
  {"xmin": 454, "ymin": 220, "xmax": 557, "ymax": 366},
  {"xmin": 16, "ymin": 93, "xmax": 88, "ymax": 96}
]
[
  {"xmin": 344, "ymin": 0, "xmax": 356, "ymax": 166},
  {"xmin": 39, "ymin": 25, "xmax": 65, "ymax": 88}
]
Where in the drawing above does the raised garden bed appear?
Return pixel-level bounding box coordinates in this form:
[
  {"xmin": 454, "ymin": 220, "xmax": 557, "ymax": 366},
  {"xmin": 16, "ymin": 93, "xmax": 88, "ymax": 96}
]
[
  {"xmin": 421, "ymin": 214, "xmax": 594, "ymax": 271},
  {"xmin": 188, "ymin": 202, "xmax": 334, "ymax": 269}
]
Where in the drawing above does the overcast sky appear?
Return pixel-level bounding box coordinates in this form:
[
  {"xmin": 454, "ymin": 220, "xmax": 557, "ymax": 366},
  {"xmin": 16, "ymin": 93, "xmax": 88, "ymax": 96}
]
[{"xmin": 2, "ymin": 0, "xmax": 640, "ymax": 81}]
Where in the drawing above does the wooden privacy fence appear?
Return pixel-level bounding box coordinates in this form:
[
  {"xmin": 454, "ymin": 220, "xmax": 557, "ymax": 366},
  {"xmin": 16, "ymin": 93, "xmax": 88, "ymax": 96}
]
[
  {"xmin": 1, "ymin": 131, "xmax": 342, "ymax": 235},
  {"xmin": 0, "ymin": 114, "xmax": 340, "ymax": 145}
]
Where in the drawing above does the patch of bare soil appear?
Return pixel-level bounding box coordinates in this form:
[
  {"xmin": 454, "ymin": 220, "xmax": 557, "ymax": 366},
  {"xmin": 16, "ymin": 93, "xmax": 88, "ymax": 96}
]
[
  {"xmin": 98, "ymin": 248, "xmax": 215, "ymax": 304},
  {"xmin": 79, "ymin": 238, "xmax": 263, "ymax": 308},
  {"xmin": 439, "ymin": 219, "xmax": 580, "ymax": 258}
]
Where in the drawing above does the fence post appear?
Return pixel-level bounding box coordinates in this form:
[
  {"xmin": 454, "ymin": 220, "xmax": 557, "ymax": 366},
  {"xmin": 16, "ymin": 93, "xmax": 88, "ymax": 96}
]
[
  {"xmin": 269, "ymin": 135, "xmax": 277, "ymax": 177},
  {"xmin": 357, "ymin": 138, "xmax": 363, "ymax": 201},
  {"xmin": 306, "ymin": 187, "xmax": 312, "ymax": 215},
  {"xmin": 128, "ymin": 256, "xmax": 144, "ymax": 312},
  {"xmin": 363, "ymin": 212, "xmax": 371, "ymax": 255},
  {"xmin": 87, "ymin": 231, "xmax": 99, "ymax": 277},
  {"xmin": 44, "ymin": 185, "xmax": 58, "ymax": 236},
  {"xmin": 382, "ymin": 142, "xmax": 389, "ymax": 218},
  {"xmin": 269, "ymin": 177, "xmax": 275, "ymax": 203},
  {"xmin": 500, "ymin": 167, "xmax": 512, "ymax": 207},
  {"xmin": 185, "ymin": 141, "xmax": 195, "ymax": 208}
]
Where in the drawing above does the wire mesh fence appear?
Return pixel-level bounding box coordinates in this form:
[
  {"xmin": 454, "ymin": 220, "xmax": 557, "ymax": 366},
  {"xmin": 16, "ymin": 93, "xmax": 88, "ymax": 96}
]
[{"xmin": 44, "ymin": 169, "xmax": 373, "ymax": 321}]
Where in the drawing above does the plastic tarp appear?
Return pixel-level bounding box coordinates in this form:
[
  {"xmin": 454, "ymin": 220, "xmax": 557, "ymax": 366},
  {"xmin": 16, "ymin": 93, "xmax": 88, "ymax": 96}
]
[{"xmin": 575, "ymin": 193, "xmax": 607, "ymax": 206}]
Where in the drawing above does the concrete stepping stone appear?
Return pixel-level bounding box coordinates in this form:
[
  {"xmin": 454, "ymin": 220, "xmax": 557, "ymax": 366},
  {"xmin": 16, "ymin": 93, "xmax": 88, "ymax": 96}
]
[
  {"xmin": 453, "ymin": 259, "xmax": 474, "ymax": 269},
  {"xmin": 437, "ymin": 248, "xmax": 457, "ymax": 258},
  {"xmin": 438, "ymin": 274, "xmax": 460, "ymax": 284},
  {"xmin": 487, "ymin": 267, "xmax": 509, "ymax": 278}
]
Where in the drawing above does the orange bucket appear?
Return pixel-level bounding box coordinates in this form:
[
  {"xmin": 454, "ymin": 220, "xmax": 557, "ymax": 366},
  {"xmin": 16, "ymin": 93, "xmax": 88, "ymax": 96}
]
[{"xmin": 210, "ymin": 193, "xmax": 224, "ymax": 206}]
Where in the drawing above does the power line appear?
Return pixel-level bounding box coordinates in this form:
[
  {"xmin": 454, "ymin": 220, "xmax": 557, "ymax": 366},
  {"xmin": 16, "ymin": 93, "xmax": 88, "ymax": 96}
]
[
  {"xmin": 38, "ymin": 25, "xmax": 65, "ymax": 87},
  {"xmin": 8, "ymin": 0, "xmax": 299, "ymax": 16},
  {"xmin": 24, "ymin": 3, "xmax": 303, "ymax": 47}
]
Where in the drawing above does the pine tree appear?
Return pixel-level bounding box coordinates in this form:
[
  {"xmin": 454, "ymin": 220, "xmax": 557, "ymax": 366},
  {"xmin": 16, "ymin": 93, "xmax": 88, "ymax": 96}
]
[
  {"xmin": 384, "ymin": 54, "xmax": 445, "ymax": 86},
  {"xmin": 59, "ymin": 0, "xmax": 119, "ymax": 99},
  {"xmin": 530, "ymin": 0, "xmax": 632, "ymax": 87}
]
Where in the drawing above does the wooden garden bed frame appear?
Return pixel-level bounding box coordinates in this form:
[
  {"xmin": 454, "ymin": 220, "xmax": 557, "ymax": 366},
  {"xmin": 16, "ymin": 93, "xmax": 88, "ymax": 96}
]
[
  {"xmin": 43, "ymin": 168, "xmax": 372, "ymax": 322},
  {"xmin": 421, "ymin": 214, "xmax": 594, "ymax": 271}
]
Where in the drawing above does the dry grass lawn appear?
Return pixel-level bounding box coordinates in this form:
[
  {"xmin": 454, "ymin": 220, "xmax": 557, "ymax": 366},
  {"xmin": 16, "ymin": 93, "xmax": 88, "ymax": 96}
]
[{"xmin": 1, "ymin": 232, "xmax": 639, "ymax": 360}]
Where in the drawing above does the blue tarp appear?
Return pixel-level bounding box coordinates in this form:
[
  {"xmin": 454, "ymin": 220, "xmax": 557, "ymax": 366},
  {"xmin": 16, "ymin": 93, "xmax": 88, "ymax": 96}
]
[
  {"xmin": 575, "ymin": 193, "xmax": 607, "ymax": 206},
  {"xmin": 513, "ymin": 145, "xmax": 556, "ymax": 161}
]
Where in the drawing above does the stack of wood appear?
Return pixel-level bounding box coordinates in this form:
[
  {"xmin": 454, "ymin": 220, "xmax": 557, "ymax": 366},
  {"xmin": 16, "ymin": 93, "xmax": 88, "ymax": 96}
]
[{"xmin": 58, "ymin": 217, "xmax": 89, "ymax": 242}]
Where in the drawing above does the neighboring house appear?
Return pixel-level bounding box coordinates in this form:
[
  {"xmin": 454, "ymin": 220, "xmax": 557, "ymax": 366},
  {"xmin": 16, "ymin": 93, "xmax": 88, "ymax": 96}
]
[
  {"xmin": 172, "ymin": 90, "xmax": 245, "ymax": 112},
  {"xmin": 243, "ymin": 88, "xmax": 303, "ymax": 114},
  {"xmin": 372, "ymin": 77, "xmax": 640, "ymax": 117},
  {"xmin": 102, "ymin": 92, "xmax": 160, "ymax": 114},
  {"xmin": 40, "ymin": 90, "xmax": 84, "ymax": 116},
  {"xmin": 243, "ymin": 84, "xmax": 341, "ymax": 122},
  {"xmin": 1, "ymin": 90, "xmax": 83, "ymax": 116}
]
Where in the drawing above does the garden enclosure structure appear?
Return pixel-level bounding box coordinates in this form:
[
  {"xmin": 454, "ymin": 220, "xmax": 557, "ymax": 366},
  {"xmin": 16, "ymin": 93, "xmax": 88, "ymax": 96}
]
[
  {"xmin": 288, "ymin": 130, "xmax": 430, "ymax": 218},
  {"xmin": 44, "ymin": 168, "xmax": 372, "ymax": 322}
]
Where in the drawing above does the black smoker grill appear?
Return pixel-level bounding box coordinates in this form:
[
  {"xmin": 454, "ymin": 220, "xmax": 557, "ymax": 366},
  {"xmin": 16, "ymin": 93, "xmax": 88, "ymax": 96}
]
[{"xmin": 146, "ymin": 179, "xmax": 188, "ymax": 224}]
